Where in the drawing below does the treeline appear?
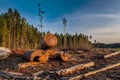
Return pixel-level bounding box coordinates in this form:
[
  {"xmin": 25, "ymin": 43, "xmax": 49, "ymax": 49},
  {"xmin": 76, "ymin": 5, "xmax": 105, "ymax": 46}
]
[
  {"xmin": 94, "ymin": 43, "xmax": 120, "ymax": 48},
  {"xmin": 55, "ymin": 33, "xmax": 92, "ymax": 49},
  {"xmin": 0, "ymin": 8, "xmax": 92, "ymax": 49}
]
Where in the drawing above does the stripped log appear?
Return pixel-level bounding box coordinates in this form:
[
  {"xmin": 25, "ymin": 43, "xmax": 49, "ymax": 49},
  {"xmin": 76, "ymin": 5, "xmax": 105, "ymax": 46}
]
[
  {"xmin": 36, "ymin": 33, "xmax": 58, "ymax": 50},
  {"xmin": 104, "ymin": 51, "xmax": 120, "ymax": 59},
  {"xmin": 69, "ymin": 62, "xmax": 120, "ymax": 80},
  {"xmin": 17, "ymin": 62, "xmax": 43, "ymax": 71},
  {"xmin": 56, "ymin": 62, "xmax": 94, "ymax": 76}
]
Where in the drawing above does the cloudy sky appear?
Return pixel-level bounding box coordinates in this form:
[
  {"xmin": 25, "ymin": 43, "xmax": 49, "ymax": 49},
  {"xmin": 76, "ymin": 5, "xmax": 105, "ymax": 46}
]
[{"xmin": 0, "ymin": 0, "xmax": 120, "ymax": 43}]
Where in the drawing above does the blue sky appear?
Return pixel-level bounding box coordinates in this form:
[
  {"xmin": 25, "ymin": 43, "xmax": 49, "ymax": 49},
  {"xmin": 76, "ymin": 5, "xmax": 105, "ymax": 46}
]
[{"xmin": 0, "ymin": 0, "xmax": 120, "ymax": 43}]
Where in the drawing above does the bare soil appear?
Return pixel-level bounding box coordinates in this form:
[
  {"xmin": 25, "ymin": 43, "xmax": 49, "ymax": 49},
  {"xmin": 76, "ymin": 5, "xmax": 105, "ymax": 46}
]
[{"xmin": 0, "ymin": 49, "xmax": 120, "ymax": 80}]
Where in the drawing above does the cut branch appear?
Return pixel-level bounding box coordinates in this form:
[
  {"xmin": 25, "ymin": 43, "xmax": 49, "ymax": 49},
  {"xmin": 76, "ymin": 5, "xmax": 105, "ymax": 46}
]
[
  {"xmin": 56, "ymin": 62, "xmax": 94, "ymax": 76},
  {"xmin": 69, "ymin": 62, "xmax": 120, "ymax": 80}
]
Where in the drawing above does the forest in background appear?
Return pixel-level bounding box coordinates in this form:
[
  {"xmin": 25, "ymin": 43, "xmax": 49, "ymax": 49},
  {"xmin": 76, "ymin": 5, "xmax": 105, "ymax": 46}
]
[{"xmin": 0, "ymin": 8, "xmax": 92, "ymax": 49}]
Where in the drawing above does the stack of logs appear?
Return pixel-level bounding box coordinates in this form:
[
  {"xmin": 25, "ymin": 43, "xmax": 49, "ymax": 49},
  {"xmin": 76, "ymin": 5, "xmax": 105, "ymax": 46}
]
[{"xmin": 16, "ymin": 33, "xmax": 71, "ymax": 70}]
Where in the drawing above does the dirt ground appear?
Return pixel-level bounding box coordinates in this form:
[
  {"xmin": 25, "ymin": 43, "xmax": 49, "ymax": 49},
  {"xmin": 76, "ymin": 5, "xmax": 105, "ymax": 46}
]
[{"xmin": 0, "ymin": 49, "xmax": 120, "ymax": 80}]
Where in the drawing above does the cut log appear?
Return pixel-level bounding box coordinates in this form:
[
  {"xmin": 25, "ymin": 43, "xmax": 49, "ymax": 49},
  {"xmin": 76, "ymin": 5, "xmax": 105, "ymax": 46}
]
[
  {"xmin": 36, "ymin": 33, "xmax": 58, "ymax": 50},
  {"xmin": 0, "ymin": 47, "xmax": 11, "ymax": 60},
  {"xmin": 56, "ymin": 62, "xmax": 94, "ymax": 76},
  {"xmin": 17, "ymin": 62, "xmax": 43, "ymax": 71},
  {"xmin": 69, "ymin": 62, "xmax": 120, "ymax": 80},
  {"xmin": 104, "ymin": 51, "xmax": 120, "ymax": 59},
  {"xmin": 23, "ymin": 50, "xmax": 45, "ymax": 61}
]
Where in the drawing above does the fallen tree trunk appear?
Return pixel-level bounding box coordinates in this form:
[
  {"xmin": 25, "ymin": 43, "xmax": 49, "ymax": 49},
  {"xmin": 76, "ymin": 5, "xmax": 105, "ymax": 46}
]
[
  {"xmin": 69, "ymin": 62, "xmax": 120, "ymax": 80},
  {"xmin": 56, "ymin": 62, "xmax": 94, "ymax": 76},
  {"xmin": 104, "ymin": 51, "xmax": 120, "ymax": 59},
  {"xmin": 36, "ymin": 33, "xmax": 58, "ymax": 50}
]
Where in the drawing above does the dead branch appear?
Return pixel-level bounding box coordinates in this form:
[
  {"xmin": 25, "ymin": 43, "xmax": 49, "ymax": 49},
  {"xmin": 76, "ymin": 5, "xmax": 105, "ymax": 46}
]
[
  {"xmin": 56, "ymin": 62, "xmax": 94, "ymax": 76},
  {"xmin": 69, "ymin": 62, "xmax": 120, "ymax": 80}
]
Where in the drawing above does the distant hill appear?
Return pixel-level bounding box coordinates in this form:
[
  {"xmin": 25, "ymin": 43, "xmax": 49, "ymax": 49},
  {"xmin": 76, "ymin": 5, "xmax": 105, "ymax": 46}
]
[{"xmin": 94, "ymin": 43, "xmax": 120, "ymax": 48}]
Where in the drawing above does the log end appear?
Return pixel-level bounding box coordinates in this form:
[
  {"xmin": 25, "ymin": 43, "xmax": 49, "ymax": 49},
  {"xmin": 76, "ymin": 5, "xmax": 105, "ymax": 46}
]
[{"xmin": 44, "ymin": 33, "xmax": 58, "ymax": 47}]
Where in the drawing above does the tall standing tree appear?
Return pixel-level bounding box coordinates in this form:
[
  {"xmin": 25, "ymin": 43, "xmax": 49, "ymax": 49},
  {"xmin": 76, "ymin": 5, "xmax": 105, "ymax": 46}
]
[
  {"xmin": 38, "ymin": 2, "xmax": 45, "ymax": 39},
  {"xmin": 62, "ymin": 17, "xmax": 67, "ymax": 48},
  {"xmin": 7, "ymin": 8, "xmax": 13, "ymax": 48},
  {"xmin": 89, "ymin": 35, "xmax": 92, "ymax": 48}
]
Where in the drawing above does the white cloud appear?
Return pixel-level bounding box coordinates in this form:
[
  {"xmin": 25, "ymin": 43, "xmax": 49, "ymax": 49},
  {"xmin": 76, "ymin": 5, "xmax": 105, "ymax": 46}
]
[{"xmin": 41, "ymin": 9, "xmax": 120, "ymax": 43}]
